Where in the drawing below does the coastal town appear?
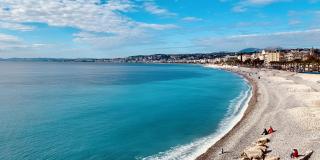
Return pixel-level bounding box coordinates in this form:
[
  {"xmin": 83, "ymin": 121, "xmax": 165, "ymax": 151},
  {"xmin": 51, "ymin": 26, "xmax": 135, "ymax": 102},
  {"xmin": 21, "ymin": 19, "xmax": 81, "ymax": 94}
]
[
  {"xmin": 2, "ymin": 48, "xmax": 320, "ymax": 73},
  {"xmin": 212, "ymin": 48, "xmax": 320, "ymax": 72},
  {"xmin": 125, "ymin": 47, "xmax": 320, "ymax": 73}
]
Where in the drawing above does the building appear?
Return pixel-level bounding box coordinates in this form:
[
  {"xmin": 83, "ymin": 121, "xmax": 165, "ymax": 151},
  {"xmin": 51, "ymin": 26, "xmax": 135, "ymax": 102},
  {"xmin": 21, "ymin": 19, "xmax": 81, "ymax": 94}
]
[
  {"xmin": 223, "ymin": 55, "xmax": 238, "ymax": 61},
  {"xmin": 284, "ymin": 50, "xmax": 303, "ymax": 61},
  {"xmin": 310, "ymin": 47, "xmax": 315, "ymax": 56},
  {"xmin": 259, "ymin": 50, "xmax": 268, "ymax": 61},
  {"xmin": 264, "ymin": 50, "xmax": 284, "ymax": 63},
  {"xmin": 241, "ymin": 54, "xmax": 252, "ymax": 62},
  {"xmin": 251, "ymin": 53, "xmax": 258, "ymax": 60},
  {"xmin": 253, "ymin": 52, "xmax": 267, "ymax": 61},
  {"xmin": 284, "ymin": 52, "xmax": 295, "ymax": 61},
  {"xmin": 211, "ymin": 58, "xmax": 223, "ymax": 63}
]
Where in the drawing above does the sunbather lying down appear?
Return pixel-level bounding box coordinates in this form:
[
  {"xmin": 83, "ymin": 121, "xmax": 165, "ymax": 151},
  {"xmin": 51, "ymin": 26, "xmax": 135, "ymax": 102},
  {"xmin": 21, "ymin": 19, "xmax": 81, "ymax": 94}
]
[{"xmin": 261, "ymin": 126, "xmax": 275, "ymax": 135}]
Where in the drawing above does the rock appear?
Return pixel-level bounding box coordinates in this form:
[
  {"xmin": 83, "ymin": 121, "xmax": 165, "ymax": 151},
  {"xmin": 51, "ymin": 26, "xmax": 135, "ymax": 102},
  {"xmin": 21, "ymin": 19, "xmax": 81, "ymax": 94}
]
[
  {"xmin": 241, "ymin": 146, "xmax": 265, "ymax": 159},
  {"xmin": 254, "ymin": 145, "xmax": 268, "ymax": 153},
  {"xmin": 256, "ymin": 137, "xmax": 270, "ymax": 146}
]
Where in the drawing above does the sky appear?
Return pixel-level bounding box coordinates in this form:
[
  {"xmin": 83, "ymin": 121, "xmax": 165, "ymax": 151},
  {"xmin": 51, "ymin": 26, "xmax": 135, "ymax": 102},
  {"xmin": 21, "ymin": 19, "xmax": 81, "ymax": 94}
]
[{"xmin": 0, "ymin": 0, "xmax": 319, "ymax": 58}]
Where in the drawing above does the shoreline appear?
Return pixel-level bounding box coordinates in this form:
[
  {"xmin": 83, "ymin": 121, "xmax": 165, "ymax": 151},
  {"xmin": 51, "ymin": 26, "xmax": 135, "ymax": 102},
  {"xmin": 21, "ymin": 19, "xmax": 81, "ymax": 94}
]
[
  {"xmin": 143, "ymin": 65, "xmax": 254, "ymax": 160},
  {"xmin": 198, "ymin": 64, "xmax": 320, "ymax": 159},
  {"xmin": 196, "ymin": 65, "xmax": 258, "ymax": 160}
]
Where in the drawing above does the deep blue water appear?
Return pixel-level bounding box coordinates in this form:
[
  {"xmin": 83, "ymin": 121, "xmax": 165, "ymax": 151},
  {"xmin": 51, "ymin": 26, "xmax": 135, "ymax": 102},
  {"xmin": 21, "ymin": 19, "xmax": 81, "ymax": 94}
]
[{"xmin": 0, "ymin": 62, "xmax": 249, "ymax": 160}]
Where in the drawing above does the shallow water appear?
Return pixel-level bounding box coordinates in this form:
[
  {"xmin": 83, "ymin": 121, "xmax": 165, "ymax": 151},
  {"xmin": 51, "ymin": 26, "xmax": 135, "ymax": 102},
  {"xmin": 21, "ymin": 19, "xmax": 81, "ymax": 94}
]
[{"xmin": 0, "ymin": 62, "xmax": 249, "ymax": 160}]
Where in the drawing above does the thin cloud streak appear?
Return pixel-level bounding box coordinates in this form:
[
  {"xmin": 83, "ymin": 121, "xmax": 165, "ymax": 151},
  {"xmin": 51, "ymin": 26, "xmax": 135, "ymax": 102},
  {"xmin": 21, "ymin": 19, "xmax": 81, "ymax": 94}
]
[
  {"xmin": 198, "ymin": 29, "xmax": 320, "ymax": 51},
  {"xmin": 232, "ymin": 0, "xmax": 290, "ymax": 12},
  {"xmin": 143, "ymin": 1, "xmax": 177, "ymax": 17}
]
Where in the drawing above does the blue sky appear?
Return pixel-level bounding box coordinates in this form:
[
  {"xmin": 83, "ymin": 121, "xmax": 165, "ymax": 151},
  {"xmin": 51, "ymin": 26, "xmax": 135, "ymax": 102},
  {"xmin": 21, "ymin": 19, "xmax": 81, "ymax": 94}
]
[{"xmin": 0, "ymin": 0, "xmax": 319, "ymax": 58}]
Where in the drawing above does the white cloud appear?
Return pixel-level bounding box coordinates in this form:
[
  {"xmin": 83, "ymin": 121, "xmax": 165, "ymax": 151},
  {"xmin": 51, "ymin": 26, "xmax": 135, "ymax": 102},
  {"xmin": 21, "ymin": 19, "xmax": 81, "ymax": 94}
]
[
  {"xmin": 181, "ymin": 17, "xmax": 203, "ymax": 22},
  {"xmin": 0, "ymin": 33, "xmax": 51, "ymax": 51},
  {"xmin": 232, "ymin": 6, "xmax": 247, "ymax": 12},
  {"xmin": 0, "ymin": 0, "xmax": 137, "ymax": 33},
  {"xmin": 0, "ymin": 0, "xmax": 177, "ymax": 49},
  {"xmin": 0, "ymin": 33, "xmax": 24, "ymax": 50},
  {"xmin": 0, "ymin": 21, "xmax": 34, "ymax": 31},
  {"xmin": 73, "ymin": 31, "xmax": 148, "ymax": 49},
  {"xmin": 73, "ymin": 23, "xmax": 178, "ymax": 49},
  {"xmin": 106, "ymin": 0, "xmax": 136, "ymax": 12},
  {"xmin": 288, "ymin": 19, "xmax": 301, "ymax": 25},
  {"xmin": 246, "ymin": 0, "xmax": 284, "ymax": 5},
  {"xmin": 0, "ymin": 33, "xmax": 20, "ymax": 43},
  {"xmin": 198, "ymin": 29, "xmax": 320, "ymax": 51},
  {"xmin": 143, "ymin": 1, "xmax": 177, "ymax": 17},
  {"xmin": 232, "ymin": 0, "xmax": 289, "ymax": 12},
  {"xmin": 139, "ymin": 23, "xmax": 178, "ymax": 30}
]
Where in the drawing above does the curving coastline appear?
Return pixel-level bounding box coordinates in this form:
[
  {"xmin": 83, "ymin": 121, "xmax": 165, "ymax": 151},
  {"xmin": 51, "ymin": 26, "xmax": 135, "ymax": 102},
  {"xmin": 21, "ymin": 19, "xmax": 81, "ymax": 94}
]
[
  {"xmin": 198, "ymin": 65, "xmax": 320, "ymax": 159},
  {"xmin": 143, "ymin": 65, "xmax": 253, "ymax": 160},
  {"xmin": 196, "ymin": 65, "xmax": 258, "ymax": 160}
]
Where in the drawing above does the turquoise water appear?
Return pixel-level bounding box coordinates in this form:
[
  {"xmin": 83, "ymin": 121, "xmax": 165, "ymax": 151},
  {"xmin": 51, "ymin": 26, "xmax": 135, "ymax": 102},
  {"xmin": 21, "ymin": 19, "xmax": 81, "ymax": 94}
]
[{"xmin": 0, "ymin": 62, "xmax": 250, "ymax": 160}]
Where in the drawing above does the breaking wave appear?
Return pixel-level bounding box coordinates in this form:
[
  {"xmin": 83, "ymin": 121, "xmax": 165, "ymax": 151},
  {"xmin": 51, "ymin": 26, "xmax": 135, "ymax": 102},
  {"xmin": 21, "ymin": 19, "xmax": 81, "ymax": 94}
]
[{"xmin": 141, "ymin": 79, "xmax": 252, "ymax": 160}]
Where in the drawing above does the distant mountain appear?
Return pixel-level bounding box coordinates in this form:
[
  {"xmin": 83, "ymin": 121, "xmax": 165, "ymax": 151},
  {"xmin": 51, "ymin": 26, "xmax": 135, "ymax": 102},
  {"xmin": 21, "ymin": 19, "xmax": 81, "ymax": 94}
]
[{"xmin": 239, "ymin": 48, "xmax": 262, "ymax": 53}]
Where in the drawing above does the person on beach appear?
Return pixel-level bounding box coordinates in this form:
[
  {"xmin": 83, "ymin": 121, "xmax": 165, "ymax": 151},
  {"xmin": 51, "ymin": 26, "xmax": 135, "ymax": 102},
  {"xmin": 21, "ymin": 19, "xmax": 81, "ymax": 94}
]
[
  {"xmin": 268, "ymin": 126, "xmax": 274, "ymax": 134},
  {"xmin": 261, "ymin": 128, "xmax": 268, "ymax": 135},
  {"xmin": 290, "ymin": 149, "xmax": 299, "ymax": 158}
]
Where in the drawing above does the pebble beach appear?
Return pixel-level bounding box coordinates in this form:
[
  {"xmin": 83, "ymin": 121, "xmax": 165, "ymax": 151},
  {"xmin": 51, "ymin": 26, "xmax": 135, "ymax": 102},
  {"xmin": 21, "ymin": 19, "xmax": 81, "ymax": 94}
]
[{"xmin": 198, "ymin": 65, "xmax": 320, "ymax": 160}]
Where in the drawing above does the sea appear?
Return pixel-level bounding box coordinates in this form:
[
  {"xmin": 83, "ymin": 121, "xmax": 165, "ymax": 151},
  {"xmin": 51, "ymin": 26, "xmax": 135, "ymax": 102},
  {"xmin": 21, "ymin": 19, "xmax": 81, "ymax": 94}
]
[{"xmin": 0, "ymin": 62, "xmax": 251, "ymax": 160}]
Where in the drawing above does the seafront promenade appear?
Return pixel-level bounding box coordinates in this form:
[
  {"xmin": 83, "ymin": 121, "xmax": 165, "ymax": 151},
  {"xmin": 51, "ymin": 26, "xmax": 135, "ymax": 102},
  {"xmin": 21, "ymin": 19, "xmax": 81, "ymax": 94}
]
[{"xmin": 198, "ymin": 65, "xmax": 320, "ymax": 159}]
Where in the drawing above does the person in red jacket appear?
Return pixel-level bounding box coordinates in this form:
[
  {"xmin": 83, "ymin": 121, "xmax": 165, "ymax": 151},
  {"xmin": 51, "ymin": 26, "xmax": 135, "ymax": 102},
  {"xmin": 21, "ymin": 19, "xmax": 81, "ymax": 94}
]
[
  {"xmin": 268, "ymin": 126, "xmax": 274, "ymax": 134},
  {"xmin": 290, "ymin": 149, "xmax": 299, "ymax": 158}
]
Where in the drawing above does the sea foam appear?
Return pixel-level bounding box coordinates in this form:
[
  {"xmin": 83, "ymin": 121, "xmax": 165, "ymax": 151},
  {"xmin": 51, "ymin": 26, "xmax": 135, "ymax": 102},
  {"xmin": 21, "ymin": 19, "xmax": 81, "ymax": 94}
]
[{"xmin": 141, "ymin": 80, "xmax": 252, "ymax": 160}]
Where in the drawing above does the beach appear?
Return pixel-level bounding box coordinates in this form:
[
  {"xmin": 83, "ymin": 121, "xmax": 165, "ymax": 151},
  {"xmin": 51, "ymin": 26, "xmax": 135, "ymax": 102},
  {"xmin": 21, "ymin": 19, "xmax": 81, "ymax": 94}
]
[{"xmin": 198, "ymin": 65, "xmax": 320, "ymax": 160}]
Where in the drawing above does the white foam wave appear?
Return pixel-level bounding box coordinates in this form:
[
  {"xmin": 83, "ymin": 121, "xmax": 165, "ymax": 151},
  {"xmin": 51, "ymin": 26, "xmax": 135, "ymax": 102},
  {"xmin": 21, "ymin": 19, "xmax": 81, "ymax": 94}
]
[{"xmin": 140, "ymin": 81, "xmax": 252, "ymax": 160}]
